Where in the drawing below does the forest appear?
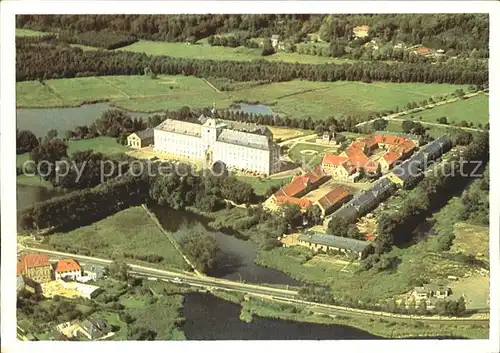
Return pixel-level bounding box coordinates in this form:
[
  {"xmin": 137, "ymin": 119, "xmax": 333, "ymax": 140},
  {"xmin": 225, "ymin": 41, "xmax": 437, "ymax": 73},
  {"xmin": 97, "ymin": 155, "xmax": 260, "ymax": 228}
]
[
  {"xmin": 16, "ymin": 14, "xmax": 489, "ymax": 57},
  {"xmin": 16, "ymin": 41, "xmax": 488, "ymax": 85}
]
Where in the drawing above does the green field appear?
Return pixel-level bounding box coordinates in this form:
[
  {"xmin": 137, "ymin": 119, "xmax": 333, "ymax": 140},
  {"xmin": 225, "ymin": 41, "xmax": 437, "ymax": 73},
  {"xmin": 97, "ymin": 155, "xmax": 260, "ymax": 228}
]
[
  {"xmin": 235, "ymin": 176, "xmax": 292, "ymax": 196},
  {"xmin": 46, "ymin": 206, "xmax": 189, "ymax": 271},
  {"xmin": 17, "ymin": 75, "xmax": 469, "ymax": 120},
  {"xmin": 119, "ymin": 40, "xmax": 348, "ymax": 65},
  {"xmin": 383, "ymin": 120, "xmax": 452, "ymax": 138},
  {"xmin": 16, "ymin": 28, "xmax": 53, "ymax": 37},
  {"xmin": 288, "ymin": 143, "xmax": 332, "ymax": 166},
  {"xmin": 399, "ymin": 95, "xmax": 489, "ymax": 126},
  {"xmin": 66, "ymin": 136, "xmax": 129, "ymax": 156}
]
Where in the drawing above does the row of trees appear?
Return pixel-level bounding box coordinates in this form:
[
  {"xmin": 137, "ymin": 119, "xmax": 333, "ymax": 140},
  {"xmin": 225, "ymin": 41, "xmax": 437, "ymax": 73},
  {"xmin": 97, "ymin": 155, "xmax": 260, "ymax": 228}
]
[
  {"xmin": 298, "ymin": 284, "xmax": 467, "ymax": 317},
  {"xmin": 373, "ymin": 132, "xmax": 489, "ymax": 255},
  {"xmin": 16, "ymin": 42, "xmax": 488, "ymax": 85}
]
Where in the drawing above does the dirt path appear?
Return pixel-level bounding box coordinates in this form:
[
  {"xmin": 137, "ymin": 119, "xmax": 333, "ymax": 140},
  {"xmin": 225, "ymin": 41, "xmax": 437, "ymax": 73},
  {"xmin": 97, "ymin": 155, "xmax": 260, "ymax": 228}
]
[
  {"xmin": 98, "ymin": 76, "xmax": 131, "ymax": 99},
  {"xmin": 203, "ymin": 78, "xmax": 221, "ymax": 93}
]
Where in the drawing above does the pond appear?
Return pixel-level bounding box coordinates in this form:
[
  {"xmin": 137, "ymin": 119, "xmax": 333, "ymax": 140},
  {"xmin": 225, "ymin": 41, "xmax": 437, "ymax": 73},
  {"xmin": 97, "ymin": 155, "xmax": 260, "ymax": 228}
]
[
  {"xmin": 182, "ymin": 292, "xmax": 381, "ymax": 340},
  {"xmin": 148, "ymin": 204, "xmax": 301, "ymax": 287},
  {"xmin": 230, "ymin": 103, "xmax": 276, "ymax": 116},
  {"xmin": 16, "ymin": 104, "xmax": 152, "ymax": 138}
]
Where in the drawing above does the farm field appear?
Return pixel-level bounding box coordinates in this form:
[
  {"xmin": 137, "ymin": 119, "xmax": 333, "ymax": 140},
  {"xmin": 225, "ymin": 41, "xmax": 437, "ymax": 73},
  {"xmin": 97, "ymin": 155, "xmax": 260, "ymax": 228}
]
[
  {"xmin": 45, "ymin": 206, "xmax": 189, "ymax": 271},
  {"xmin": 118, "ymin": 40, "xmax": 348, "ymax": 65},
  {"xmin": 17, "ymin": 76, "xmax": 470, "ymax": 120},
  {"xmin": 383, "ymin": 120, "xmax": 452, "ymax": 138},
  {"xmin": 399, "ymin": 94, "xmax": 489, "ymax": 126}
]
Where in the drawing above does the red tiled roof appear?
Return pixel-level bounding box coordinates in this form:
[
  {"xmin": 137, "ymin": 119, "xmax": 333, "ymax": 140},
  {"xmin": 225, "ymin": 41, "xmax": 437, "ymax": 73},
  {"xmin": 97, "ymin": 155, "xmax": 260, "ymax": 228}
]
[
  {"xmin": 383, "ymin": 151, "xmax": 402, "ymax": 165},
  {"xmin": 322, "ymin": 154, "xmax": 349, "ymax": 166},
  {"xmin": 55, "ymin": 259, "xmax": 81, "ymax": 273},
  {"xmin": 415, "ymin": 47, "xmax": 430, "ymax": 54},
  {"xmin": 400, "ymin": 139, "xmax": 416, "ymax": 154},
  {"xmin": 362, "ymin": 136, "xmax": 379, "ymax": 149},
  {"xmin": 317, "ymin": 187, "xmax": 351, "ymax": 210},
  {"xmin": 364, "ymin": 160, "xmax": 379, "ymax": 174},
  {"xmin": 304, "ymin": 164, "xmax": 327, "ymax": 185},
  {"xmin": 354, "ymin": 25, "xmax": 370, "ymax": 31},
  {"xmin": 17, "ymin": 253, "xmax": 50, "ymax": 275},
  {"xmin": 365, "ymin": 233, "xmax": 376, "ymax": 241},
  {"xmin": 276, "ymin": 176, "xmax": 309, "ymax": 198},
  {"xmin": 275, "ymin": 196, "xmax": 312, "ymax": 209},
  {"xmin": 344, "ymin": 146, "xmax": 370, "ymax": 169}
]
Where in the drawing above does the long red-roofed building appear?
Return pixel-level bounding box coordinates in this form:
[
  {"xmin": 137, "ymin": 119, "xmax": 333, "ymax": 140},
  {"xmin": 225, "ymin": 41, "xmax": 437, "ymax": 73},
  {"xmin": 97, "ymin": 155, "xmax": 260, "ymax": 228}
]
[{"xmin": 314, "ymin": 187, "xmax": 352, "ymax": 216}]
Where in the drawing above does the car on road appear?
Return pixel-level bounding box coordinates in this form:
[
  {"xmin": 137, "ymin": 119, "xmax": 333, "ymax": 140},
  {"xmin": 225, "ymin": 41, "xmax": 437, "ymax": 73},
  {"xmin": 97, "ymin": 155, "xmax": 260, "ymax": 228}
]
[{"xmin": 172, "ymin": 277, "xmax": 183, "ymax": 283}]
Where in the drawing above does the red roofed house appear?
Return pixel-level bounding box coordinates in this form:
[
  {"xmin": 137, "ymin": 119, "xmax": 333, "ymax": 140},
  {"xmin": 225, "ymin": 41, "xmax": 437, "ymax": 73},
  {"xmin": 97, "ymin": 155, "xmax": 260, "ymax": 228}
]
[
  {"xmin": 341, "ymin": 146, "xmax": 380, "ymax": 176},
  {"xmin": 55, "ymin": 259, "xmax": 82, "ymax": 281},
  {"xmin": 17, "ymin": 253, "xmax": 53, "ymax": 283},
  {"xmin": 353, "ymin": 25, "xmax": 370, "ymax": 38},
  {"xmin": 314, "ymin": 187, "xmax": 352, "ymax": 217},
  {"xmin": 413, "ymin": 47, "xmax": 430, "ymax": 55},
  {"xmin": 321, "ymin": 155, "xmax": 358, "ymax": 182},
  {"xmin": 380, "ymin": 151, "xmax": 402, "ymax": 173},
  {"xmin": 275, "ymin": 196, "xmax": 313, "ymax": 210}
]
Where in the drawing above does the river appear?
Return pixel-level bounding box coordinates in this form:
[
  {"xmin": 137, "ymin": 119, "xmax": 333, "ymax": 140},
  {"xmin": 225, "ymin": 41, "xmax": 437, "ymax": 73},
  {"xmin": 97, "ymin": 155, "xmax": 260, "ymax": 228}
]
[
  {"xmin": 148, "ymin": 203, "xmax": 301, "ymax": 286},
  {"xmin": 182, "ymin": 292, "xmax": 380, "ymax": 340}
]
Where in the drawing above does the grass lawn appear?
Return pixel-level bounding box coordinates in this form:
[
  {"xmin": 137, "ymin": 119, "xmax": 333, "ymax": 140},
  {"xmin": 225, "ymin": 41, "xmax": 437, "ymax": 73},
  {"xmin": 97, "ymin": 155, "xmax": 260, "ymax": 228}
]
[
  {"xmin": 17, "ymin": 76, "xmax": 469, "ymax": 120},
  {"xmin": 118, "ymin": 40, "xmax": 348, "ymax": 65},
  {"xmin": 66, "ymin": 137, "xmax": 129, "ymax": 156},
  {"xmin": 399, "ymin": 94, "xmax": 489, "ymax": 126},
  {"xmin": 47, "ymin": 206, "xmax": 189, "ymax": 271},
  {"xmin": 288, "ymin": 143, "xmax": 331, "ymax": 167},
  {"xmin": 235, "ymin": 175, "xmax": 292, "ymax": 196},
  {"xmin": 16, "ymin": 28, "xmax": 53, "ymax": 37},
  {"xmin": 383, "ymin": 120, "xmax": 452, "ymax": 138}
]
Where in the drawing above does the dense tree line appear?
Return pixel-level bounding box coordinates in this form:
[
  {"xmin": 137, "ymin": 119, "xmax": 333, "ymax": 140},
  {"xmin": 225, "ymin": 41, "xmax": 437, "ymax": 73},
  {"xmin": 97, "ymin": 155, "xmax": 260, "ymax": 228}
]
[
  {"xmin": 19, "ymin": 168, "xmax": 151, "ymax": 231},
  {"xmin": 178, "ymin": 225, "xmax": 218, "ymax": 273},
  {"xmin": 458, "ymin": 166, "xmax": 489, "ymax": 226},
  {"xmin": 298, "ymin": 284, "xmax": 467, "ymax": 317},
  {"xmin": 58, "ymin": 30, "xmax": 138, "ymax": 49},
  {"xmin": 373, "ymin": 132, "xmax": 489, "ymax": 255},
  {"xmin": 17, "ymin": 14, "xmax": 488, "ymax": 58},
  {"xmin": 16, "ymin": 14, "xmax": 324, "ymax": 43},
  {"xmin": 16, "ymin": 42, "xmax": 488, "ymax": 85}
]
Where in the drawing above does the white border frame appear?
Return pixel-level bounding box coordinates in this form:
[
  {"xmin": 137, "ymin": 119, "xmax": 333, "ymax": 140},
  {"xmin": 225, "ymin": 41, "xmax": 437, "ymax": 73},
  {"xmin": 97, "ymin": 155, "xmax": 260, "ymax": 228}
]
[{"xmin": 1, "ymin": 2, "xmax": 499, "ymax": 353}]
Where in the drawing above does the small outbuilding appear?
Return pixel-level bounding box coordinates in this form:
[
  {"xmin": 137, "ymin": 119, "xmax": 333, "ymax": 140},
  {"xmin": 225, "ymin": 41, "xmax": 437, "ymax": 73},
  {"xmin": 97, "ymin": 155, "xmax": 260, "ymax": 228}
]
[{"xmin": 127, "ymin": 128, "xmax": 154, "ymax": 149}]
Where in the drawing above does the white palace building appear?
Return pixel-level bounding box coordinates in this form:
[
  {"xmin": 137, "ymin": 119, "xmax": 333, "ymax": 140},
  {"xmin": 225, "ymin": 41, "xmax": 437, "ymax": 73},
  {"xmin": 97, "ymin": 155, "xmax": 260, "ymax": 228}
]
[{"xmin": 153, "ymin": 113, "xmax": 281, "ymax": 176}]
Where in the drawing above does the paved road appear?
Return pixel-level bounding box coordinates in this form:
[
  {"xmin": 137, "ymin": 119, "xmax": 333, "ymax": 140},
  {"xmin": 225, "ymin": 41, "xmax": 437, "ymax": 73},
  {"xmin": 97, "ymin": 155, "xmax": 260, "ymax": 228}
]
[{"xmin": 20, "ymin": 246, "xmax": 488, "ymax": 323}]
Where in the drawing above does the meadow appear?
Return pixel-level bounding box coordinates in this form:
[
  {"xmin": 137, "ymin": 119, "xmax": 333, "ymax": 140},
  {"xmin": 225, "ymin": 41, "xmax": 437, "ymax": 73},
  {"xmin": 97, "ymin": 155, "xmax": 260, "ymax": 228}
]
[
  {"xmin": 399, "ymin": 94, "xmax": 489, "ymax": 126},
  {"xmin": 17, "ymin": 75, "xmax": 469, "ymax": 120},
  {"xmin": 46, "ymin": 206, "xmax": 189, "ymax": 271},
  {"xmin": 118, "ymin": 40, "xmax": 347, "ymax": 65}
]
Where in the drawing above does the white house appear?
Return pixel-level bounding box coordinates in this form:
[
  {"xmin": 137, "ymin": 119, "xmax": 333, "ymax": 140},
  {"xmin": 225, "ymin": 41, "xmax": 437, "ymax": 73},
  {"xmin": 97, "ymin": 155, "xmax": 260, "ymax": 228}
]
[{"xmin": 54, "ymin": 259, "xmax": 82, "ymax": 281}]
